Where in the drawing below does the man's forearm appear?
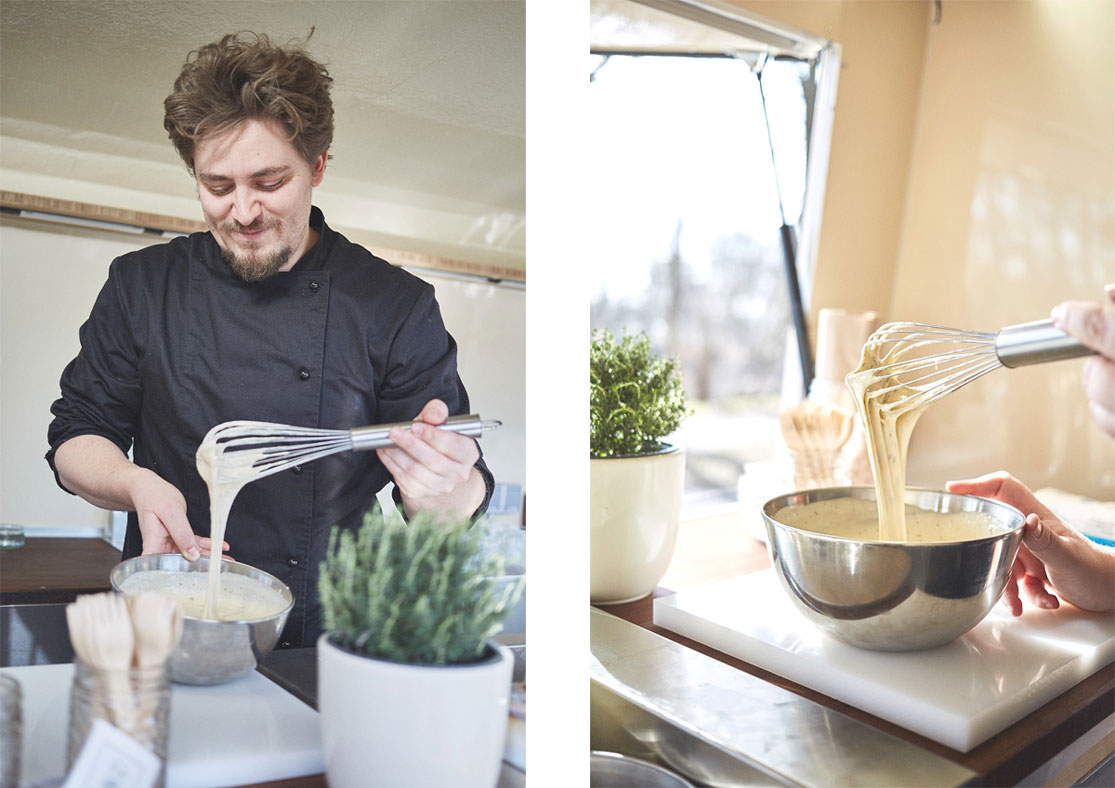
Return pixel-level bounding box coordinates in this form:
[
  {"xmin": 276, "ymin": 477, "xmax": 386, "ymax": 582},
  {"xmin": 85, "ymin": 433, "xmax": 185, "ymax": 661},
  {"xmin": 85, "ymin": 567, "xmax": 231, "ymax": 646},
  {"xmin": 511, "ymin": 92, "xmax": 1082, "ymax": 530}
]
[{"xmin": 54, "ymin": 434, "xmax": 147, "ymax": 512}]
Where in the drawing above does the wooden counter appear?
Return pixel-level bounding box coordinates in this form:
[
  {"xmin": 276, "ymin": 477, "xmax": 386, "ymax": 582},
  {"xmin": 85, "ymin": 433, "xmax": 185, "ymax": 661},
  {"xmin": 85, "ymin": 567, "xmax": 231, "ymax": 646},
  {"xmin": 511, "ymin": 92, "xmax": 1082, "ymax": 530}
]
[
  {"xmin": 594, "ymin": 508, "xmax": 1115, "ymax": 786},
  {"xmin": 0, "ymin": 537, "xmax": 120, "ymax": 604}
]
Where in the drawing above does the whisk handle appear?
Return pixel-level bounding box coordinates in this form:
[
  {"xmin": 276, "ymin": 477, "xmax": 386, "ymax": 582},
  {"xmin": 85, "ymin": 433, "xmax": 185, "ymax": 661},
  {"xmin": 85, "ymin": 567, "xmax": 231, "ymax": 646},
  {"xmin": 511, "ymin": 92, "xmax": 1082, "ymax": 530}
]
[
  {"xmin": 350, "ymin": 414, "xmax": 499, "ymax": 450},
  {"xmin": 995, "ymin": 318, "xmax": 1096, "ymax": 368}
]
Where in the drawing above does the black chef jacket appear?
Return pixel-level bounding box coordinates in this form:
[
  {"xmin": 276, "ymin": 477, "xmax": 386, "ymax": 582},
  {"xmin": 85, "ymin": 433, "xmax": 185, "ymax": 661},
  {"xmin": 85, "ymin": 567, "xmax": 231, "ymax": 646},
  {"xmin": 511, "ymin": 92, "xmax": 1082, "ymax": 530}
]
[{"xmin": 46, "ymin": 206, "xmax": 493, "ymax": 648}]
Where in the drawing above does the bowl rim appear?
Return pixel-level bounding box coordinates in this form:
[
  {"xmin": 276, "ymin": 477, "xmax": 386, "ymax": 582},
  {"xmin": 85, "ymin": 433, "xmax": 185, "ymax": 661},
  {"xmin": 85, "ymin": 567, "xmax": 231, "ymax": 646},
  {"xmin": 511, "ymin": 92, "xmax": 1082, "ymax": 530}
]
[
  {"xmin": 109, "ymin": 553, "xmax": 294, "ymax": 624},
  {"xmin": 761, "ymin": 485, "xmax": 1025, "ymax": 546}
]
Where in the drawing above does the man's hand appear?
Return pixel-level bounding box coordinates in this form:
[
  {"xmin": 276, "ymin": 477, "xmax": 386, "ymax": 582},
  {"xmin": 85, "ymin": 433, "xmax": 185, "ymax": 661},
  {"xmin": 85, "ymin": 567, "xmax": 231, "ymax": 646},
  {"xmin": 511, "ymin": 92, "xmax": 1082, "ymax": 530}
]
[
  {"xmin": 130, "ymin": 470, "xmax": 226, "ymax": 559},
  {"xmin": 947, "ymin": 471, "xmax": 1115, "ymax": 615},
  {"xmin": 54, "ymin": 434, "xmax": 226, "ymax": 560},
  {"xmin": 376, "ymin": 399, "xmax": 486, "ymax": 520}
]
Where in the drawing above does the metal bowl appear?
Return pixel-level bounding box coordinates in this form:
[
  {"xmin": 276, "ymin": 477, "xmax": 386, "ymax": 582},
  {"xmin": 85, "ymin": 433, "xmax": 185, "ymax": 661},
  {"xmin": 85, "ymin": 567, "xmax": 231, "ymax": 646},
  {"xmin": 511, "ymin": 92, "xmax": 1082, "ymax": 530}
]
[
  {"xmin": 590, "ymin": 751, "xmax": 696, "ymax": 788},
  {"xmin": 110, "ymin": 554, "xmax": 293, "ymax": 685},
  {"xmin": 761, "ymin": 487, "xmax": 1024, "ymax": 651}
]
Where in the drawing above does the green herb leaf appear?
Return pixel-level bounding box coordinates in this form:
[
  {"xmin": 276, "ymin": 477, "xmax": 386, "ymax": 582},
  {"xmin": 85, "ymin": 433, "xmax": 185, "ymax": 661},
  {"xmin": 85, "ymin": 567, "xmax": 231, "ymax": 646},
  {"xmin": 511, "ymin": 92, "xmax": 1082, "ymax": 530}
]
[{"xmin": 590, "ymin": 329, "xmax": 691, "ymax": 457}]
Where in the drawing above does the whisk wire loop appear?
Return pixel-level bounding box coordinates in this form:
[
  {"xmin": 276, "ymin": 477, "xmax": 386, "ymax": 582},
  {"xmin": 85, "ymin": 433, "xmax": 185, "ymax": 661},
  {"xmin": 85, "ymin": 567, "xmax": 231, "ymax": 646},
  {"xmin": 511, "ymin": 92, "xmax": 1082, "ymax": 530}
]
[
  {"xmin": 849, "ymin": 323, "xmax": 1006, "ymax": 411},
  {"xmin": 869, "ymin": 322, "xmax": 997, "ymax": 344}
]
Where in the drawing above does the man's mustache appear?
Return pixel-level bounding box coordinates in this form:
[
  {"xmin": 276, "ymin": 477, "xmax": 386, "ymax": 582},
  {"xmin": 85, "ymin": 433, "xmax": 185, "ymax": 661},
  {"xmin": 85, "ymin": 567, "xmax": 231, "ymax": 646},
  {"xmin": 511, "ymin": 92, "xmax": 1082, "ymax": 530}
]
[{"xmin": 222, "ymin": 218, "xmax": 280, "ymax": 234}]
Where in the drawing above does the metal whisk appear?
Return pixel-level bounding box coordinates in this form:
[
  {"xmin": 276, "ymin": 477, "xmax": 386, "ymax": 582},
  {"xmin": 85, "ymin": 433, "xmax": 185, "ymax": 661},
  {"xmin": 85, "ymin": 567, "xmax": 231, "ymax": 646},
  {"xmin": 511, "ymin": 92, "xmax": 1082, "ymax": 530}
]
[
  {"xmin": 847, "ymin": 318, "xmax": 1095, "ymax": 410},
  {"xmin": 199, "ymin": 414, "xmax": 501, "ymax": 484}
]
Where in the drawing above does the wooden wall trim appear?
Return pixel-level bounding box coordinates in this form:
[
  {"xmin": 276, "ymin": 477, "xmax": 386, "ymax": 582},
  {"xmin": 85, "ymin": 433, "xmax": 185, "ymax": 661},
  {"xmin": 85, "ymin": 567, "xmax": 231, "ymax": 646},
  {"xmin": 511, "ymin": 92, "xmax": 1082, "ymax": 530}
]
[
  {"xmin": 1, "ymin": 190, "xmax": 526, "ymax": 284},
  {"xmin": 2, "ymin": 190, "xmax": 205, "ymax": 235}
]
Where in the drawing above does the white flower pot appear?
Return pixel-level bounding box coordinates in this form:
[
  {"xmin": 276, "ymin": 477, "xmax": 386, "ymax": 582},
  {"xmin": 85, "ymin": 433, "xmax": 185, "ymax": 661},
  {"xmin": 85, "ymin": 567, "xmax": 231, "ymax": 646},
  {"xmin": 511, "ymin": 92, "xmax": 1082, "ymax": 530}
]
[
  {"xmin": 590, "ymin": 444, "xmax": 686, "ymax": 604},
  {"xmin": 317, "ymin": 635, "xmax": 513, "ymax": 788}
]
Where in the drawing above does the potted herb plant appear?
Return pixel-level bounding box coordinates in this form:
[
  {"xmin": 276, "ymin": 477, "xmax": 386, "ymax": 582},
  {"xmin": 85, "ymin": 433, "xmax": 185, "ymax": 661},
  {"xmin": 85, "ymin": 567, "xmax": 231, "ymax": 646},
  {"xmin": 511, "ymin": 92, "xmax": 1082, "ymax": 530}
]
[
  {"xmin": 590, "ymin": 329, "xmax": 690, "ymax": 604},
  {"xmin": 317, "ymin": 505, "xmax": 523, "ymax": 788}
]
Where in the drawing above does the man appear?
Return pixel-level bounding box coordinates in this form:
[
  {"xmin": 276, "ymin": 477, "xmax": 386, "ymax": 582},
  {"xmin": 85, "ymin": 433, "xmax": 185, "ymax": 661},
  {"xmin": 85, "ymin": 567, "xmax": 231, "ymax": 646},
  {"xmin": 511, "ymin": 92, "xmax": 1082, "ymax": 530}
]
[{"xmin": 46, "ymin": 32, "xmax": 492, "ymax": 647}]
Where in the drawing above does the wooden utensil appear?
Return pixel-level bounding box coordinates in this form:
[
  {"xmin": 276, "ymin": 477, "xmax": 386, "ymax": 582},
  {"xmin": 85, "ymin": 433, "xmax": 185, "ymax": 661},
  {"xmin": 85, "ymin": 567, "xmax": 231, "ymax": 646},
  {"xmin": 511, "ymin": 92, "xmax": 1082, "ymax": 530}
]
[
  {"xmin": 128, "ymin": 593, "xmax": 183, "ymax": 669},
  {"xmin": 780, "ymin": 399, "xmax": 853, "ymax": 488},
  {"xmin": 66, "ymin": 593, "xmax": 136, "ymax": 731},
  {"xmin": 127, "ymin": 592, "xmax": 181, "ymax": 732}
]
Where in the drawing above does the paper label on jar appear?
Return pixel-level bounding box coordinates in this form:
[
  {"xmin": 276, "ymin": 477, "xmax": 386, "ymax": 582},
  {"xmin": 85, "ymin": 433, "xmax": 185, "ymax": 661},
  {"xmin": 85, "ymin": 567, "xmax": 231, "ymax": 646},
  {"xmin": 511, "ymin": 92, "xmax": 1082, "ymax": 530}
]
[{"xmin": 61, "ymin": 718, "xmax": 161, "ymax": 788}]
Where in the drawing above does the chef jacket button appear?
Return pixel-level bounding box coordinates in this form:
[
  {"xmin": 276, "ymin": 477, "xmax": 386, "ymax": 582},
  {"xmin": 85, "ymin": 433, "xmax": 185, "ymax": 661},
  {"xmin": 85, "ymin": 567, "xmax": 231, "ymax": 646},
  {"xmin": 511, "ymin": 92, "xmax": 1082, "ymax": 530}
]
[
  {"xmin": 308, "ymin": 281, "xmax": 320, "ymax": 292},
  {"xmin": 298, "ymin": 368, "xmax": 311, "ymax": 381},
  {"xmin": 287, "ymin": 557, "xmax": 299, "ymax": 567},
  {"xmin": 292, "ymin": 465, "xmax": 303, "ymax": 475}
]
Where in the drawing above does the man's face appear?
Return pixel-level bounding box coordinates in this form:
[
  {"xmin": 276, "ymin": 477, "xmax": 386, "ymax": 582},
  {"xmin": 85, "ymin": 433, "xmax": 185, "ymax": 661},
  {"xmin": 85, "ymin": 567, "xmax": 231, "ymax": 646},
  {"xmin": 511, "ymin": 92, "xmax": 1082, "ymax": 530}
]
[{"xmin": 193, "ymin": 118, "xmax": 326, "ymax": 282}]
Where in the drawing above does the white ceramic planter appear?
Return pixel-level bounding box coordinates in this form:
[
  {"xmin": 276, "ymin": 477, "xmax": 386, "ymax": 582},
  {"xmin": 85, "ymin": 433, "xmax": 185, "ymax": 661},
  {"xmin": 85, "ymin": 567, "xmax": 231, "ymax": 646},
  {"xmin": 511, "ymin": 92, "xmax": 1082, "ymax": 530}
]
[
  {"xmin": 590, "ymin": 444, "xmax": 686, "ymax": 604},
  {"xmin": 317, "ymin": 635, "xmax": 513, "ymax": 788}
]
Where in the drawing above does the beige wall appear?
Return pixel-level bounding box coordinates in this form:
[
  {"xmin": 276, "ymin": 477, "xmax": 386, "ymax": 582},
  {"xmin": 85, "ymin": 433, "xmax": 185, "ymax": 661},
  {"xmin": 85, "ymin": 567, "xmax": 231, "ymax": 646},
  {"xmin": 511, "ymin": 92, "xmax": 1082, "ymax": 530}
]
[
  {"xmin": 736, "ymin": 0, "xmax": 1113, "ymax": 499},
  {"xmin": 893, "ymin": 0, "xmax": 1114, "ymax": 498},
  {"xmin": 738, "ymin": 0, "xmax": 931, "ymax": 319}
]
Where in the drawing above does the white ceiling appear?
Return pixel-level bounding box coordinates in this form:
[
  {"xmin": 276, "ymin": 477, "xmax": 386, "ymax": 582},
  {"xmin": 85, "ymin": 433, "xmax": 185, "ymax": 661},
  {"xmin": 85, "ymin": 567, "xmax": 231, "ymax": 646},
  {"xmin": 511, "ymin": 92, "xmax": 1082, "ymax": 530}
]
[{"xmin": 0, "ymin": 0, "xmax": 525, "ymax": 273}]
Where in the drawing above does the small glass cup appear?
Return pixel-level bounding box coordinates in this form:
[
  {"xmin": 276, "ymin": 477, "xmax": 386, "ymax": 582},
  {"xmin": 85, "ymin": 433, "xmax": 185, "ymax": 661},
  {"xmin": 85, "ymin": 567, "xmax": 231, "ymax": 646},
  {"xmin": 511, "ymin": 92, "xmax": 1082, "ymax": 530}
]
[
  {"xmin": 0, "ymin": 524, "xmax": 24, "ymax": 550},
  {"xmin": 67, "ymin": 659, "xmax": 170, "ymax": 788}
]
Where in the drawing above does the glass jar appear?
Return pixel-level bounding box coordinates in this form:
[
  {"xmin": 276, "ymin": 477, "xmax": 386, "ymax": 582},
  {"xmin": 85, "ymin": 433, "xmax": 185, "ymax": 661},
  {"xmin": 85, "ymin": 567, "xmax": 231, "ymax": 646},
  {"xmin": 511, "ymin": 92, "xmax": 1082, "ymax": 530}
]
[{"xmin": 67, "ymin": 659, "xmax": 170, "ymax": 788}]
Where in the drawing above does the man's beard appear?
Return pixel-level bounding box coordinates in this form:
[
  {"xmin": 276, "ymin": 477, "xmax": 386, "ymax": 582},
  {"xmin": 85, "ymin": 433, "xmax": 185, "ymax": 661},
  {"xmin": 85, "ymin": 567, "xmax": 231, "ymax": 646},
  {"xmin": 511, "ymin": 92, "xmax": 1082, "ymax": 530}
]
[
  {"xmin": 220, "ymin": 244, "xmax": 292, "ymax": 283},
  {"xmin": 218, "ymin": 219, "xmax": 292, "ymax": 282}
]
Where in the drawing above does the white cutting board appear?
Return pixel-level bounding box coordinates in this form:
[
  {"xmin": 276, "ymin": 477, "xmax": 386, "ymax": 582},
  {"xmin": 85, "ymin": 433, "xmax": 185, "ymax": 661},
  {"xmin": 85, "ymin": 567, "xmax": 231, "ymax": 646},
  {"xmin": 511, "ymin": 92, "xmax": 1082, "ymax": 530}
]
[
  {"xmin": 653, "ymin": 570, "xmax": 1115, "ymax": 753},
  {"xmin": 3, "ymin": 663, "xmax": 324, "ymax": 787}
]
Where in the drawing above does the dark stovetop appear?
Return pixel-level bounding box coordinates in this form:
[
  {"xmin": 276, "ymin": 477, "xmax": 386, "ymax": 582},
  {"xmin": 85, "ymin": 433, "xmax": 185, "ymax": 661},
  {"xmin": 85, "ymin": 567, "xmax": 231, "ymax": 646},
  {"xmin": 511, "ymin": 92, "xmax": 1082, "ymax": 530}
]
[{"xmin": 257, "ymin": 646, "xmax": 318, "ymax": 709}]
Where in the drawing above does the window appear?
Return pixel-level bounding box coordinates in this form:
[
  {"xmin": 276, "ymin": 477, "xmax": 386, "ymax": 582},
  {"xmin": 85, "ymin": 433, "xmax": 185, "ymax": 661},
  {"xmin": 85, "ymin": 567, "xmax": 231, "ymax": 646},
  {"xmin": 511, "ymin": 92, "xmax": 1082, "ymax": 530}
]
[{"xmin": 588, "ymin": 0, "xmax": 839, "ymax": 511}]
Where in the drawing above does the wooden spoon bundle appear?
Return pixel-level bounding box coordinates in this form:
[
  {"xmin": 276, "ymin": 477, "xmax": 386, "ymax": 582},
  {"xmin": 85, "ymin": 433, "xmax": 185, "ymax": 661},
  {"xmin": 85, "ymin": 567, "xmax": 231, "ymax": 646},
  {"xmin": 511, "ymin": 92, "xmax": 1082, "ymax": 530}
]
[
  {"xmin": 780, "ymin": 399, "xmax": 854, "ymax": 488},
  {"xmin": 65, "ymin": 592, "xmax": 183, "ymax": 743}
]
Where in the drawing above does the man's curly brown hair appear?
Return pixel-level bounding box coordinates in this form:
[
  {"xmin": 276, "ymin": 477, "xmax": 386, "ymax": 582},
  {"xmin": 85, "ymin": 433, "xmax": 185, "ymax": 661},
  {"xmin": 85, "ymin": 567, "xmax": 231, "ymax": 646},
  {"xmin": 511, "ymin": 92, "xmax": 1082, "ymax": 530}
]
[{"xmin": 164, "ymin": 31, "xmax": 334, "ymax": 175}]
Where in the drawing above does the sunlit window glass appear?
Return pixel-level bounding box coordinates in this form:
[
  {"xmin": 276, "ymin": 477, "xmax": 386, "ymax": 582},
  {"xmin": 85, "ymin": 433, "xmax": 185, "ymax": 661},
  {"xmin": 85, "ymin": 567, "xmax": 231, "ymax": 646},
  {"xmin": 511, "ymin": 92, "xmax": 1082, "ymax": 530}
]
[{"xmin": 588, "ymin": 53, "xmax": 811, "ymax": 511}]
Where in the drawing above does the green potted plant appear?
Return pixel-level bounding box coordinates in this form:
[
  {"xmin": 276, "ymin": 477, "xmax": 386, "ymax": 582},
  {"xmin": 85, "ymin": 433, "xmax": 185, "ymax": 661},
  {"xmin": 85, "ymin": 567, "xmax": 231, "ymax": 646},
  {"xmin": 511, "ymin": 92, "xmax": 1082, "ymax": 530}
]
[
  {"xmin": 316, "ymin": 505, "xmax": 523, "ymax": 788},
  {"xmin": 590, "ymin": 329, "xmax": 690, "ymax": 603}
]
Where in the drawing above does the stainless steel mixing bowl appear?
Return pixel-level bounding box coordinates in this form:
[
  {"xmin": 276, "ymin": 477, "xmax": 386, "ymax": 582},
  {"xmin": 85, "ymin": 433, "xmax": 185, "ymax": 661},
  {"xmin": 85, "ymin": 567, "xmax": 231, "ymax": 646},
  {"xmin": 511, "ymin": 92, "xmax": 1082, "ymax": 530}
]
[
  {"xmin": 110, "ymin": 554, "xmax": 293, "ymax": 685},
  {"xmin": 761, "ymin": 487, "xmax": 1024, "ymax": 651},
  {"xmin": 590, "ymin": 752, "xmax": 696, "ymax": 788}
]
